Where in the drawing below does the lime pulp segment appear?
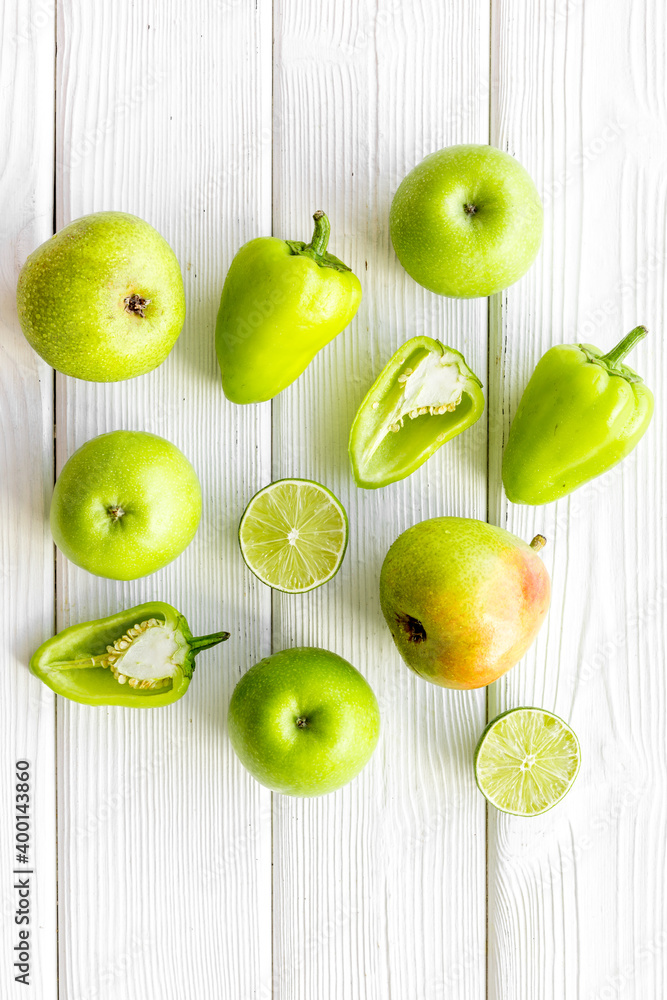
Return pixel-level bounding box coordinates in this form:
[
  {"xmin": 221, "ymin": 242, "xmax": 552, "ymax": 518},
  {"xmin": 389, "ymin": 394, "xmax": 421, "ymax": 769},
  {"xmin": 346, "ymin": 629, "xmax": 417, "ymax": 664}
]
[
  {"xmin": 238, "ymin": 479, "xmax": 348, "ymax": 593},
  {"xmin": 474, "ymin": 707, "xmax": 580, "ymax": 816}
]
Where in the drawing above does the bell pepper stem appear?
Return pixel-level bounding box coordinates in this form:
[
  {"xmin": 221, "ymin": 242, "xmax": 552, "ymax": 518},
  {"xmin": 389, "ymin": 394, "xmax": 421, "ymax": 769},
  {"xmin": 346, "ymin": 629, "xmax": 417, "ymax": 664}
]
[
  {"xmin": 599, "ymin": 325, "xmax": 647, "ymax": 370},
  {"xmin": 307, "ymin": 210, "xmax": 330, "ymax": 257},
  {"xmin": 189, "ymin": 631, "xmax": 230, "ymax": 653}
]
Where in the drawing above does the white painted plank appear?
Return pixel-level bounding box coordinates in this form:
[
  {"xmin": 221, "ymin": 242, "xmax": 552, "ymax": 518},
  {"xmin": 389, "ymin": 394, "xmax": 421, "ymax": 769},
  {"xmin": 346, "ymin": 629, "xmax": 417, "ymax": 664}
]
[
  {"xmin": 488, "ymin": 1, "xmax": 667, "ymax": 997},
  {"xmin": 0, "ymin": 2, "xmax": 57, "ymax": 996},
  {"xmin": 271, "ymin": 2, "xmax": 489, "ymax": 997},
  {"xmin": 55, "ymin": 2, "xmax": 273, "ymax": 997}
]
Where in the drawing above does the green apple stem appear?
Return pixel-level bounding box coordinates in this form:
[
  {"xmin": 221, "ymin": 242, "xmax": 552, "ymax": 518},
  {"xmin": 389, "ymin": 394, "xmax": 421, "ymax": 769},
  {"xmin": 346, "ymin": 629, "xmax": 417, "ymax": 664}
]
[{"xmin": 296, "ymin": 716, "xmax": 309, "ymax": 729}]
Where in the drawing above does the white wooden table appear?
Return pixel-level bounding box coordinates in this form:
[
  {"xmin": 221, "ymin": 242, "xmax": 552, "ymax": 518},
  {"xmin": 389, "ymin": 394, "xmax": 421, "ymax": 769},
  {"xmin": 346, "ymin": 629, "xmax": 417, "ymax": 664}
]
[{"xmin": 2, "ymin": 1, "xmax": 665, "ymax": 997}]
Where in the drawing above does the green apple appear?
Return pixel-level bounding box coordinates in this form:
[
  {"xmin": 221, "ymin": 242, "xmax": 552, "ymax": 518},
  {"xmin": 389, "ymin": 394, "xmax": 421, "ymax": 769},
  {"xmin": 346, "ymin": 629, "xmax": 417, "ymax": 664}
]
[
  {"xmin": 390, "ymin": 144, "xmax": 543, "ymax": 298},
  {"xmin": 227, "ymin": 647, "xmax": 380, "ymax": 796},
  {"xmin": 51, "ymin": 431, "xmax": 201, "ymax": 580},
  {"xmin": 16, "ymin": 212, "xmax": 185, "ymax": 381}
]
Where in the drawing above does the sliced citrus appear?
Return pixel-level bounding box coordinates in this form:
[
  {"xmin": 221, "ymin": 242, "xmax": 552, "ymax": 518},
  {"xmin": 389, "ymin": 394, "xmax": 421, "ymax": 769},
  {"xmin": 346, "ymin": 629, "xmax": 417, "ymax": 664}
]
[
  {"xmin": 238, "ymin": 479, "xmax": 348, "ymax": 594},
  {"xmin": 474, "ymin": 707, "xmax": 580, "ymax": 816}
]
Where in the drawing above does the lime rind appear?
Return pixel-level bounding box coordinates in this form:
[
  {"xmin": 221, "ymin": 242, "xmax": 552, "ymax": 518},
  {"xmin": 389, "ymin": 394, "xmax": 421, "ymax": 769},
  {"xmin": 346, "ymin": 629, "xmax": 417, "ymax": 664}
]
[
  {"xmin": 238, "ymin": 479, "xmax": 348, "ymax": 594},
  {"xmin": 474, "ymin": 707, "xmax": 581, "ymax": 817}
]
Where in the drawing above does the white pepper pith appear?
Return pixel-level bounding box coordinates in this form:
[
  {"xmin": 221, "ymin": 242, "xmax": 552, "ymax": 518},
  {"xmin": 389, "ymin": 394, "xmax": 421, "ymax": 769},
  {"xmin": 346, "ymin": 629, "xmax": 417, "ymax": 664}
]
[{"xmin": 98, "ymin": 618, "xmax": 185, "ymax": 689}]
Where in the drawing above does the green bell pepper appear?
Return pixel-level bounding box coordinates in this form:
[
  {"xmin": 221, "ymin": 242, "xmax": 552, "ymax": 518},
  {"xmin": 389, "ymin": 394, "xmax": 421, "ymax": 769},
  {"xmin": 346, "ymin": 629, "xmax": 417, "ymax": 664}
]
[
  {"xmin": 502, "ymin": 325, "xmax": 654, "ymax": 505},
  {"xmin": 349, "ymin": 336, "xmax": 484, "ymax": 488},
  {"xmin": 30, "ymin": 602, "xmax": 229, "ymax": 707},
  {"xmin": 216, "ymin": 211, "xmax": 362, "ymax": 404}
]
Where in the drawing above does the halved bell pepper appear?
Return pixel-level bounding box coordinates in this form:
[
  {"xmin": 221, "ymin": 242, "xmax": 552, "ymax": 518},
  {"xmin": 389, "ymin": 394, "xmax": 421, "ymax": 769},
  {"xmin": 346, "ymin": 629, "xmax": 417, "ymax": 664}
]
[
  {"xmin": 502, "ymin": 325, "xmax": 654, "ymax": 504},
  {"xmin": 349, "ymin": 336, "xmax": 484, "ymax": 488},
  {"xmin": 30, "ymin": 602, "xmax": 229, "ymax": 707}
]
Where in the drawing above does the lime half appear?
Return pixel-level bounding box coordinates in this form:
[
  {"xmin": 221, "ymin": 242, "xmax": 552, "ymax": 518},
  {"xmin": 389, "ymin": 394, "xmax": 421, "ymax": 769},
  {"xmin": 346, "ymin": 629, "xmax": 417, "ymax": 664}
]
[
  {"xmin": 474, "ymin": 708, "xmax": 580, "ymax": 816},
  {"xmin": 238, "ymin": 479, "xmax": 348, "ymax": 594}
]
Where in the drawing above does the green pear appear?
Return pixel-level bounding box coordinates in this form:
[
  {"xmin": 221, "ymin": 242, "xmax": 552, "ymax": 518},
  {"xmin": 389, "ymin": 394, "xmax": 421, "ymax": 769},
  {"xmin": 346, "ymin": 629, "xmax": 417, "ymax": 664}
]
[
  {"xmin": 379, "ymin": 517, "xmax": 550, "ymax": 689},
  {"xmin": 16, "ymin": 211, "xmax": 185, "ymax": 382}
]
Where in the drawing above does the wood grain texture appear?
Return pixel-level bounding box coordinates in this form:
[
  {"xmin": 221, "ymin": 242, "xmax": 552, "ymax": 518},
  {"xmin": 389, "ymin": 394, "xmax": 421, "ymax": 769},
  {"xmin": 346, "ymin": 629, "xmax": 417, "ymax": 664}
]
[
  {"xmin": 55, "ymin": 2, "xmax": 273, "ymax": 997},
  {"xmin": 271, "ymin": 2, "xmax": 489, "ymax": 997},
  {"xmin": 6, "ymin": 0, "xmax": 665, "ymax": 995},
  {"xmin": 488, "ymin": 0, "xmax": 667, "ymax": 997},
  {"xmin": 0, "ymin": 2, "xmax": 58, "ymax": 996}
]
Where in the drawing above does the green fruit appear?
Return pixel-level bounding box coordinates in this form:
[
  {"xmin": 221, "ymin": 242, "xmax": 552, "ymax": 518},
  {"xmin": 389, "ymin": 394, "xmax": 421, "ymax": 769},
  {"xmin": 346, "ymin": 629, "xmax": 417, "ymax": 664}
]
[
  {"xmin": 238, "ymin": 478, "xmax": 348, "ymax": 593},
  {"xmin": 227, "ymin": 647, "xmax": 380, "ymax": 796},
  {"xmin": 390, "ymin": 144, "xmax": 543, "ymax": 298},
  {"xmin": 379, "ymin": 517, "xmax": 551, "ymax": 689},
  {"xmin": 17, "ymin": 211, "xmax": 186, "ymax": 381},
  {"xmin": 474, "ymin": 708, "xmax": 581, "ymax": 816},
  {"xmin": 50, "ymin": 431, "xmax": 201, "ymax": 580}
]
